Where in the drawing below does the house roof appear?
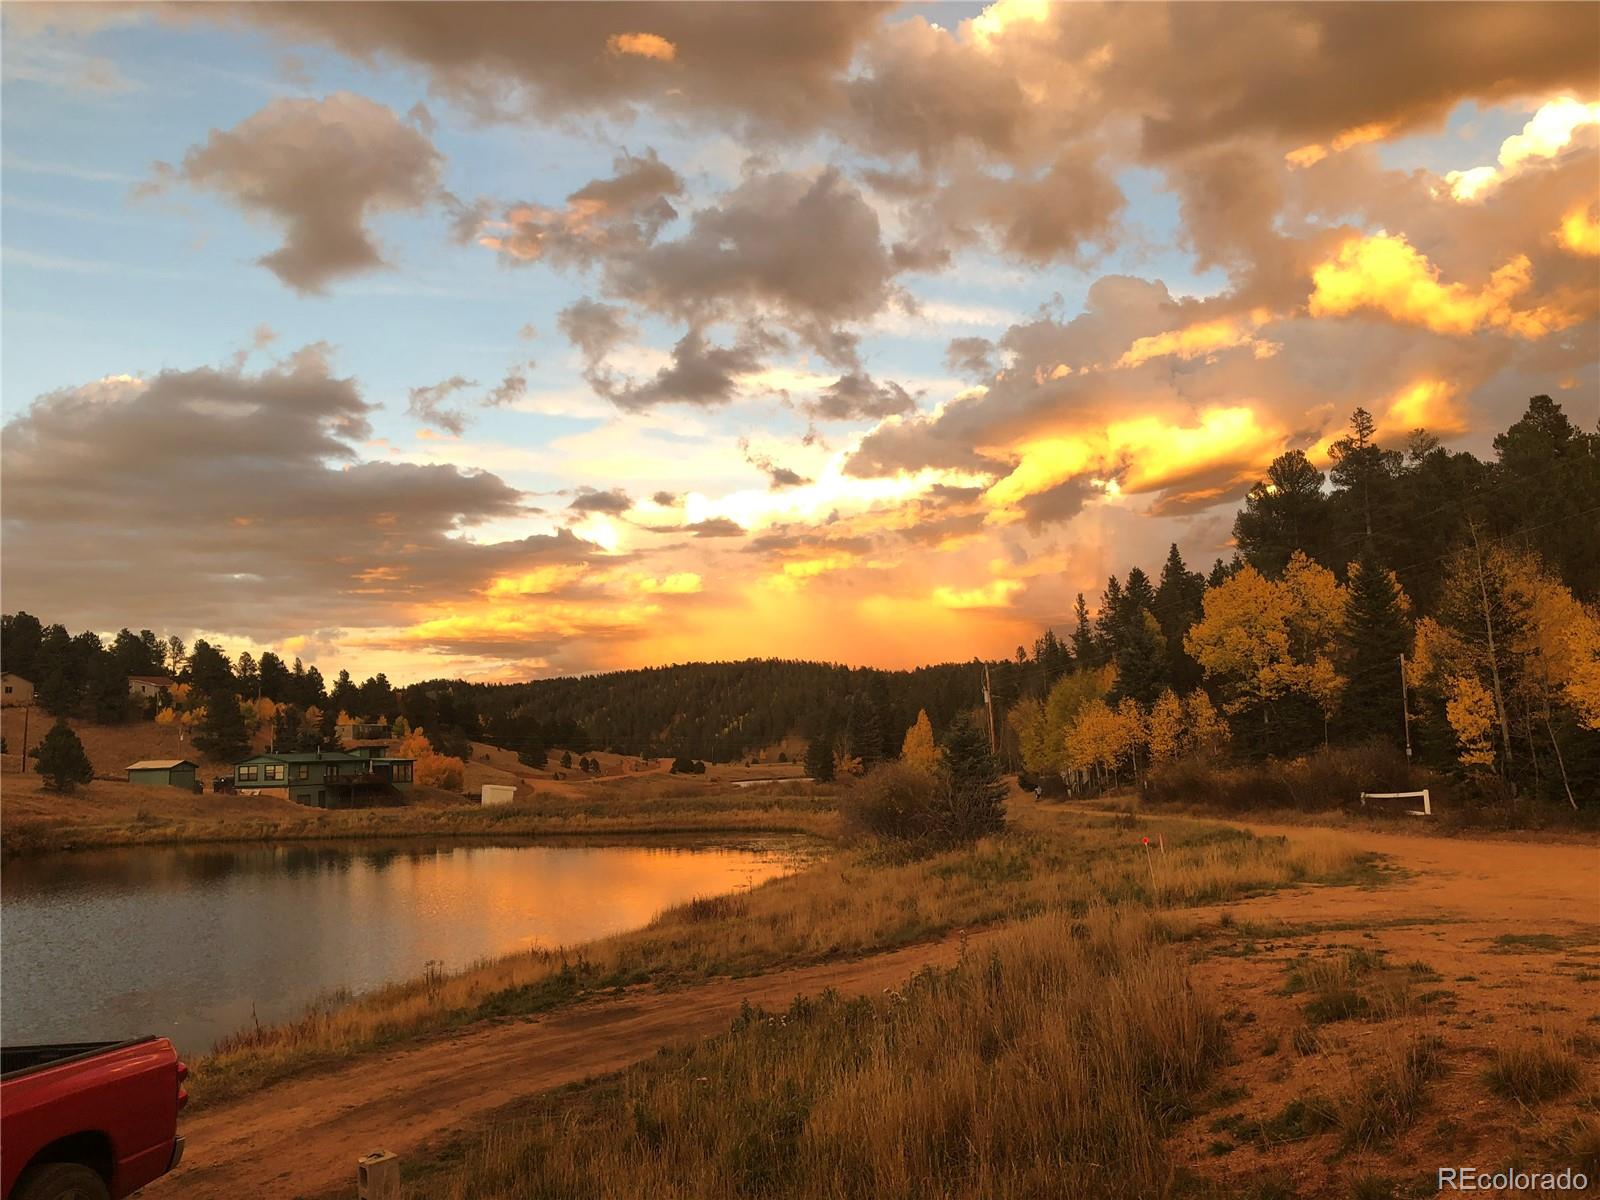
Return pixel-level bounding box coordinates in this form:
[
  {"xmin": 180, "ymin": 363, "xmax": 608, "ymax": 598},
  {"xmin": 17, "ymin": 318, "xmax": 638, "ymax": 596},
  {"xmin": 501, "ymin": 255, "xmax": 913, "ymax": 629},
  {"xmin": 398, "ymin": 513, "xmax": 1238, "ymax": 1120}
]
[
  {"xmin": 127, "ymin": 759, "xmax": 197, "ymax": 770},
  {"xmin": 235, "ymin": 751, "xmax": 365, "ymax": 765},
  {"xmin": 1, "ymin": 672, "xmax": 32, "ymax": 683},
  {"xmin": 128, "ymin": 675, "xmax": 177, "ymax": 685}
]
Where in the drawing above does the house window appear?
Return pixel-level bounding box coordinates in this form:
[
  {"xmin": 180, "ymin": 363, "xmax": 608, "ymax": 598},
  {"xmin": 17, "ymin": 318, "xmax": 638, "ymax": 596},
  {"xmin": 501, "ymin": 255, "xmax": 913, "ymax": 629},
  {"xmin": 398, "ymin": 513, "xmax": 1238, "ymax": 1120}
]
[
  {"xmin": 238, "ymin": 765, "xmax": 259, "ymax": 782},
  {"xmin": 263, "ymin": 764, "xmax": 286, "ymax": 782},
  {"xmin": 4, "ymin": 686, "xmax": 11, "ymax": 695},
  {"xmin": 324, "ymin": 764, "xmax": 340, "ymax": 780},
  {"xmin": 394, "ymin": 763, "xmax": 412, "ymax": 782},
  {"xmin": 295, "ymin": 764, "xmax": 310, "ymax": 781}
]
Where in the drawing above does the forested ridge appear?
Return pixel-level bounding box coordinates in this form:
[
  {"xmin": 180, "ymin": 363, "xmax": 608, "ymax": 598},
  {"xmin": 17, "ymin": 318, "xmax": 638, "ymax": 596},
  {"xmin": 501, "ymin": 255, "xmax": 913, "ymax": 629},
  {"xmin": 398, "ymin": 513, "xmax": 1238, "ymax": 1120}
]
[{"xmin": 4, "ymin": 395, "xmax": 1596, "ymax": 805}]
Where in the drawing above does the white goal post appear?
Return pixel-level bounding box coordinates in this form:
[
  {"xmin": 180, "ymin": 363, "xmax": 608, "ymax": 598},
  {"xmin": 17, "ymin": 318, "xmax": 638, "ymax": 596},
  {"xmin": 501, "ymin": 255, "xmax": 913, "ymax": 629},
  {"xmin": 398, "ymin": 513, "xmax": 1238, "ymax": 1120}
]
[{"xmin": 1359, "ymin": 789, "xmax": 1431, "ymax": 817}]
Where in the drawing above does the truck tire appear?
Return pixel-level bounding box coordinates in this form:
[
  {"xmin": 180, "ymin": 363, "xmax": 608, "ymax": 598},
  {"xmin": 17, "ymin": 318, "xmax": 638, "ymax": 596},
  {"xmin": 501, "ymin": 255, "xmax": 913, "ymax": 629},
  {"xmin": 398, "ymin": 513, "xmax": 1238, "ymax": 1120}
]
[{"xmin": 11, "ymin": 1163, "xmax": 110, "ymax": 1200}]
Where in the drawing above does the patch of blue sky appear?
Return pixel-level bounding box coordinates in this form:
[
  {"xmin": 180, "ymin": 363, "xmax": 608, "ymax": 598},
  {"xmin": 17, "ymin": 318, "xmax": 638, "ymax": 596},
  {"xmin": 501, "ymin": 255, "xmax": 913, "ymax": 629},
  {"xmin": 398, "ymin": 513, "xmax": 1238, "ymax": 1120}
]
[{"xmin": 1373, "ymin": 98, "xmax": 1537, "ymax": 178}]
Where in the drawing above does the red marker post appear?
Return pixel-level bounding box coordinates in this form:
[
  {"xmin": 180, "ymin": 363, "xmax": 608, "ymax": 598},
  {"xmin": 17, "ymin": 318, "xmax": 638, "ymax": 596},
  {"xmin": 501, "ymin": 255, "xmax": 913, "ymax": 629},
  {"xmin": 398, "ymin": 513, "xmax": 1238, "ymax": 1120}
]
[{"xmin": 1141, "ymin": 835, "xmax": 1157, "ymax": 893}]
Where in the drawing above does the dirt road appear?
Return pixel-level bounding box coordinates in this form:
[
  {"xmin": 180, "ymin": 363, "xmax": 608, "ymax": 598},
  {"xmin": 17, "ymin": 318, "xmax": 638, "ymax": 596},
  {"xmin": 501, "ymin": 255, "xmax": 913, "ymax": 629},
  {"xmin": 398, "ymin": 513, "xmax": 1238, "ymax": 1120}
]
[
  {"xmin": 148, "ymin": 818, "xmax": 1597, "ymax": 1200},
  {"xmin": 145, "ymin": 937, "xmax": 975, "ymax": 1200}
]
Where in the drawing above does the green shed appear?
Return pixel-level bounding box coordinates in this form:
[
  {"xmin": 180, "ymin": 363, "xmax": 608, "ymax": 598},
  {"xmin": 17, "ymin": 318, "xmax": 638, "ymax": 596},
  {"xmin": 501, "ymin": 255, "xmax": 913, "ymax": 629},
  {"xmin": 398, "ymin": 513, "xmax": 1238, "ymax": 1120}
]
[{"xmin": 126, "ymin": 759, "xmax": 199, "ymax": 790}]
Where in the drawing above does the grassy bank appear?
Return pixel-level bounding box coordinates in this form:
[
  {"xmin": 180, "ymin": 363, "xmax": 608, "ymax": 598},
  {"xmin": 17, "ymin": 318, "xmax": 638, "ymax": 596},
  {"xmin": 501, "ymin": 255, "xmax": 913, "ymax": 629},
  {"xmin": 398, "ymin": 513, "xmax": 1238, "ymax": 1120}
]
[
  {"xmin": 0, "ymin": 777, "xmax": 840, "ymax": 858},
  {"xmin": 409, "ymin": 907, "xmax": 1223, "ymax": 1200},
  {"xmin": 193, "ymin": 804, "xmax": 1369, "ymax": 1108}
]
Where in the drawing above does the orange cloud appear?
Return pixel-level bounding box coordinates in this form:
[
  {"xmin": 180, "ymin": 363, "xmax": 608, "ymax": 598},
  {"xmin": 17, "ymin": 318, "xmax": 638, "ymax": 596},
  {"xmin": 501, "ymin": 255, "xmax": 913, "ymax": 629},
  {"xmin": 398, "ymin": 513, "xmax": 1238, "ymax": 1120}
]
[
  {"xmin": 606, "ymin": 32, "xmax": 676, "ymax": 61},
  {"xmin": 1285, "ymin": 120, "xmax": 1395, "ymax": 168},
  {"xmin": 932, "ymin": 579, "xmax": 1024, "ymax": 609},
  {"xmin": 985, "ymin": 405, "xmax": 1285, "ymax": 518},
  {"xmin": 1380, "ymin": 378, "xmax": 1468, "ymax": 438},
  {"xmin": 1116, "ymin": 308, "xmax": 1278, "ymax": 369},
  {"xmin": 1309, "ymin": 233, "xmax": 1576, "ymax": 338},
  {"xmin": 1557, "ymin": 204, "xmax": 1600, "ymax": 257}
]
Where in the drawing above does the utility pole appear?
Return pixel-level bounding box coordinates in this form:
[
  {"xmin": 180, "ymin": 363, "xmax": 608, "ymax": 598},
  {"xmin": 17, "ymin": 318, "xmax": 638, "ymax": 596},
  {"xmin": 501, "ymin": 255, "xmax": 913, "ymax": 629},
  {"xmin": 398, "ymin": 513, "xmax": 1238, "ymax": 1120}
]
[
  {"xmin": 19, "ymin": 704, "xmax": 30, "ymax": 774},
  {"xmin": 1399, "ymin": 653, "xmax": 1412, "ymax": 761},
  {"xmin": 981, "ymin": 663, "xmax": 997, "ymax": 755}
]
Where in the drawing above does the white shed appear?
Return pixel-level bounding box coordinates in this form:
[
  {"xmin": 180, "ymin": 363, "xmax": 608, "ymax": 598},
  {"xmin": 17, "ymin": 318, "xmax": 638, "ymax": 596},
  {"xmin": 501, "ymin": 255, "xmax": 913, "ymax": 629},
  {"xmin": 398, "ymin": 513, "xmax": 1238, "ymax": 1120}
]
[{"xmin": 481, "ymin": 783, "xmax": 516, "ymax": 807}]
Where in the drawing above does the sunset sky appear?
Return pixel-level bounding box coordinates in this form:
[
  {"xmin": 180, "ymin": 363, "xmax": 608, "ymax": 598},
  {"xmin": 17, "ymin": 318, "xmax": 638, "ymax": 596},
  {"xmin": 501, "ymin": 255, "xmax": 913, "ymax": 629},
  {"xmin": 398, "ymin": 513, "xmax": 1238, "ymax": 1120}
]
[{"xmin": 3, "ymin": 1, "xmax": 1597, "ymax": 683}]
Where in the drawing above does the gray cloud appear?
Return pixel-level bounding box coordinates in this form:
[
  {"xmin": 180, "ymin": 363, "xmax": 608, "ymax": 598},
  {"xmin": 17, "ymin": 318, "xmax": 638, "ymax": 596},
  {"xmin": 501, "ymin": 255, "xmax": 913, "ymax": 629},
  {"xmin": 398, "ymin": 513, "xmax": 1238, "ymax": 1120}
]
[
  {"xmin": 594, "ymin": 325, "xmax": 781, "ymax": 411},
  {"xmin": 0, "ymin": 348, "xmax": 612, "ymax": 643},
  {"xmin": 804, "ymin": 372, "xmax": 917, "ymax": 422},
  {"xmin": 944, "ymin": 336, "xmax": 994, "ymax": 380},
  {"xmin": 567, "ymin": 486, "xmax": 633, "ymax": 515},
  {"xmin": 142, "ymin": 92, "xmax": 443, "ymax": 293},
  {"xmin": 558, "ymin": 298, "xmax": 635, "ymax": 365},
  {"xmin": 406, "ymin": 374, "xmax": 475, "ymax": 434}
]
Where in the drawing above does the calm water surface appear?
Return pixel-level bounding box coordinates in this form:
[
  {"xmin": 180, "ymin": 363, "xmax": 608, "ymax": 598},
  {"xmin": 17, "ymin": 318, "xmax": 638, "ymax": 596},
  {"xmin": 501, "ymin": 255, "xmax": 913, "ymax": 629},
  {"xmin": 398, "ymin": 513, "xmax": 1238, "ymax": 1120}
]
[{"xmin": 1, "ymin": 838, "xmax": 802, "ymax": 1055}]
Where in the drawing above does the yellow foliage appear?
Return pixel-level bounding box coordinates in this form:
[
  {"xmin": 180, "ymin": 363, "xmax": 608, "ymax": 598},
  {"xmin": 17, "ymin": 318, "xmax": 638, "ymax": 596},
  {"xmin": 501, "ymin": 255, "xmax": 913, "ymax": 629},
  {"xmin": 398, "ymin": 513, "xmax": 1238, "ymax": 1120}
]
[
  {"xmin": 1185, "ymin": 691, "xmax": 1229, "ymax": 755},
  {"xmin": 900, "ymin": 710, "xmax": 938, "ymax": 773},
  {"xmin": 155, "ymin": 707, "xmax": 177, "ymax": 727},
  {"xmin": 1187, "ymin": 555, "xmax": 1347, "ymax": 717},
  {"xmin": 254, "ymin": 697, "xmax": 278, "ymax": 722},
  {"xmin": 1146, "ymin": 690, "xmax": 1184, "ymax": 764},
  {"xmin": 833, "ymin": 749, "xmax": 865, "ymax": 778},
  {"xmin": 394, "ymin": 727, "xmax": 433, "ymax": 760},
  {"xmin": 1444, "ymin": 675, "xmax": 1497, "ymax": 768},
  {"xmin": 415, "ymin": 753, "xmax": 465, "ymax": 791}
]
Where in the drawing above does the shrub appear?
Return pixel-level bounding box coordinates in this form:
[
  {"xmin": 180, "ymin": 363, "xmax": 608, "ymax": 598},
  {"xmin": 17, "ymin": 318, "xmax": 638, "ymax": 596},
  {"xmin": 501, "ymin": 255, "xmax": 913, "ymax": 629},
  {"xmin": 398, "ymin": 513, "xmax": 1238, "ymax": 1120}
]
[
  {"xmin": 1144, "ymin": 742, "xmax": 1430, "ymax": 813},
  {"xmin": 1484, "ymin": 1034, "xmax": 1580, "ymax": 1103},
  {"xmin": 843, "ymin": 761, "xmax": 942, "ymax": 842},
  {"xmin": 415, "ymin": 752, "xmax": 465, "ymax": 791}
]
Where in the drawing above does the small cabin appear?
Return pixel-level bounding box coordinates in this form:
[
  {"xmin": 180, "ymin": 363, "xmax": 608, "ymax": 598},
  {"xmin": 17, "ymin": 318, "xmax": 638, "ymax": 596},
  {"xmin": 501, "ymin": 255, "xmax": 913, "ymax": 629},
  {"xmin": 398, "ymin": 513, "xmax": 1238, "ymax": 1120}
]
[
  {"xmin": 127, "ymin": 675, "xmax": 177, "ymax": 700},
  {"xmin": 1, "ymin": 672, "xmax": 34, "ymax": 707},
  {"xmin": 126, "ymin": 759, "xmax": 199, "ymax": 790}
]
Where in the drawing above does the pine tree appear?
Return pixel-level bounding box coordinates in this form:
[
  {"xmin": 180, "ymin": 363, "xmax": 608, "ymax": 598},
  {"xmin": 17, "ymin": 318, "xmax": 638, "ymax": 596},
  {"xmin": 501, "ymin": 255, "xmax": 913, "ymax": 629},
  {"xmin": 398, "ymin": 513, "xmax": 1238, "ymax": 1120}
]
[
  {"xmin": 937, "ymin": 712, "xmax": 1007, "ymax": 842},
  {"xmin": 1122, "ymin": 567, "xmax": 1156, "ymax": 616},
  {"xmin": 804, "ymin": 730, "xmax": 836, "ymax": 782},
  {"xmin": 845, "ymin": 696, "xmax": 883, "ymax": 769},
  {"xmin": 1154, "ymin": 543, "xmax": 1207, "ymax": 691},
  {"xmin": 518, "ymin": 731, "xmax": 548, "ymax": 768},
  {"xmin": 1095, "ymin": 577, "xmax": 1125, "ymax": 661},
  {"xmin": 1112, "ymin": 611, "xmax": 1169, "ymax": 706},
  {"xmin": 192, "ymin": 689, "xmax": 251, "ymax": 761},
  {"xmin": 1070, "ymin": 593, "xmax": 1099, "ymax": 666},
  {"xmin": 1234, "ymin": 450, "xmax": 1332, "ymax": 574},
  {"xmin": 1339, "ymin": 543, "xmax": 1414, "ymax": 745},
  {"xmin": 36, "ymin": 719, "xmax": 93, "ymax": 792}
]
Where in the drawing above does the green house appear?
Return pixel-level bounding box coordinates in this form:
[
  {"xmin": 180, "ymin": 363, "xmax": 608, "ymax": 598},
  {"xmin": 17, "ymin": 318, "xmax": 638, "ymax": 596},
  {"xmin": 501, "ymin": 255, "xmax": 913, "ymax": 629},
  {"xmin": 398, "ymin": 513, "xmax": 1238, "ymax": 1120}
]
[
  {"xmin": 126, "ymin": 759, "xmax": 199, "ymax": 789},
  {"xmin": 233, "ymin": 749, "xmax": 414, "ymax": 809}
]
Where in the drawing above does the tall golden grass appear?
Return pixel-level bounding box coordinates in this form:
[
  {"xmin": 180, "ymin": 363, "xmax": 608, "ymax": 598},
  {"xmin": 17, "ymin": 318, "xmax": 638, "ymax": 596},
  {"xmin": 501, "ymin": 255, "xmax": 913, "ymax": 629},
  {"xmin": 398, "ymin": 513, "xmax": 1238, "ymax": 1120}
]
[
  {"xmin": 193, "ymin": 810, "xmax": 1366, "ymax": 1108},
  {"xmin": 422, "ymin": 907, "xmax": 1224, "ymax": 1200}
]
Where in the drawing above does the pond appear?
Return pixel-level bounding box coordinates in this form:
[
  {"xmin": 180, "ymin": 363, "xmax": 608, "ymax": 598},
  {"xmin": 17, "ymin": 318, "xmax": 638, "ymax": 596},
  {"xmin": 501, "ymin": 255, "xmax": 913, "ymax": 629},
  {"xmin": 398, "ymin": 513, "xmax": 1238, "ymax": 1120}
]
[{"xmin": 1, "ymin": 838, "xmax": 802, "ymax": 1056}]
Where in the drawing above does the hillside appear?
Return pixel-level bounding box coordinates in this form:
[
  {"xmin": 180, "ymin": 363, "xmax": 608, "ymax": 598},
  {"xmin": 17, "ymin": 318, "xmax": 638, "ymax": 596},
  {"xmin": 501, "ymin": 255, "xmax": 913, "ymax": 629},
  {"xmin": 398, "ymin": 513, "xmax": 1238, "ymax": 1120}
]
[
  {"xmin": 433, "ymin": 657, "xmax": 1002, "ymax": 765},
  {"xmin": 0, "ymin": 708, "xmax": 267, "ymax": 780}
]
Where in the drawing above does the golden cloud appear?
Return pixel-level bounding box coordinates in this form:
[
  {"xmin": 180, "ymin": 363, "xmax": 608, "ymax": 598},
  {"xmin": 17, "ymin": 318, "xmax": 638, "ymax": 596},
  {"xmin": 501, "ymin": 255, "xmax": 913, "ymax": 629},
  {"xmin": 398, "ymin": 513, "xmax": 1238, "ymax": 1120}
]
[
  {"xmin": 1380, "ymin": 378, "xmax": 1468, "ymax": 438},
  {"xmin": 1309, "ymin": 233, "xmax": 1576, "ymax": 338},
  {"xmin": 1115, "ymin": 308, "xmax": 1278, "ymax": 369},
  {"xmin": 1557, "ymin": 204, "xmax": 1600, "ymax": 256},
  {"xmin": 1444, "ymin": 96, "xmax": 1600, "ymax": 201},
  {"xmin": 606, "ymin": 32, "xmax": 677, "ymax": 61},
  {"xmin": 1285, "ymin": 120, "xmax": 1395, "ymax": 168},
  {"xmin": 932, "ymin": 579, "xmax": 1025, "ymax": 609},
  {"xmin": 984, "ymin": 405, "xmax": 1285, "ymax": 518}
]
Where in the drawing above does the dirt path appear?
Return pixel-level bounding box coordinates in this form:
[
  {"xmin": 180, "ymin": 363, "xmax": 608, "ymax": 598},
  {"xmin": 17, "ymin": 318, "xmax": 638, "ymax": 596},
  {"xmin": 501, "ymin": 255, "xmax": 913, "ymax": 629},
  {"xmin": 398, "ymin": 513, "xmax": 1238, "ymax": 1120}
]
[
  {"xmin": 147, "ymin": 818, "xmax": 1598, "ymax": 1200},
  {"xmin": 144, "ymin": 937, "xmax": 976, "ymax": 1200}
]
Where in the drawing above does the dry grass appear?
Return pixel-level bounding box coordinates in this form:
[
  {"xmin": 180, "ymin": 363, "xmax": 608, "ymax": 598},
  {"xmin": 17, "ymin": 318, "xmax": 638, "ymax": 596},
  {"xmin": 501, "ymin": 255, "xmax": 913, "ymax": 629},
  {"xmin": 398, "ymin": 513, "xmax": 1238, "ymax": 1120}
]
[
  {"xmin": 1333, "ymin": 1032, "xmax": 1444, "ymax": 1149},
  {"xmin": 411, "ymin": 907, "xmax": 1226, "ymax": 1200},
  {"xmin": 191, "ymin": 809, "xmax": 1367, "ymax": 1109},
  {"xmin": 1, "ymin": 776, "xmax": 840, "ymax": 857},
  {"xmin": 1484, "ymin": 1033, "xmax": 1583, "ymax": 1104}
]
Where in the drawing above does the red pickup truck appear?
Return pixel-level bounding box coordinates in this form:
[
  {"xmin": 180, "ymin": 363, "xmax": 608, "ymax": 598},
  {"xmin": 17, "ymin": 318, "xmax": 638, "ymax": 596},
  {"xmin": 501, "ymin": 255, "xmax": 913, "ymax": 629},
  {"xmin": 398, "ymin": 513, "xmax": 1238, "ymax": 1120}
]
[{"xmin": 1, "ymin": 1039, "xmax": 187, "ymax": 1200}]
